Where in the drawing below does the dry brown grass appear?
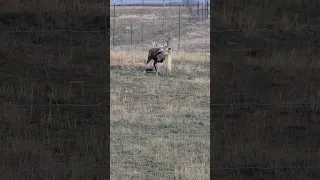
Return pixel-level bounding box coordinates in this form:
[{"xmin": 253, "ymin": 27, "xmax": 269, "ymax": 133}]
[
  {"xmin": 110, "ymin": 48, "xmax": 210, "ymax": 179},
  {"xmin": 213, "ymin": 0, "xmax": 320, "ymax": 179}
]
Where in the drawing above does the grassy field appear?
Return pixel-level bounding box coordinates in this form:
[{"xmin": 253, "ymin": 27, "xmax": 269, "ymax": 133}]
[
  {"xmin": 0, "ymin": 1, "xmax": 108, "ymax": 179},
  {"xmin": 110, "ymin": 5, "xmax": 210, "ymax": 180},
  {"xmin": 213, "ymin": 0, "xmax": 320, "ymax": 179}
]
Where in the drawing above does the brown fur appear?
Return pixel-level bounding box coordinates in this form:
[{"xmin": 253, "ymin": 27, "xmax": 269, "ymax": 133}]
[{"xmin": 143, "ymin": 47, "xmax": 171, "ymax": 75}]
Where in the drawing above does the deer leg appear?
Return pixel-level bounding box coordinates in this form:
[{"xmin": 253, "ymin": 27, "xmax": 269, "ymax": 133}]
[
  {"xmin": 143, "ymin": 58, "xmax": 152, "ymax": 73},
  {"xmin": 154, "ymin": 62, "xmax": 159, "ymax": 75}
]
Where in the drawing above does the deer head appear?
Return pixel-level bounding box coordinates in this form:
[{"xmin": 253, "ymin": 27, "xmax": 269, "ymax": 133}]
[
  {"xmin": 152, "ymin": 33, "xmax": 173, "ymax": 51},
  {"xmin": 164, "ymin": 33, "xmax": 172, "ymax": 50},
  {"xmin": 152, "ymin": 41, "xmax": 164, "ymax": 48}
]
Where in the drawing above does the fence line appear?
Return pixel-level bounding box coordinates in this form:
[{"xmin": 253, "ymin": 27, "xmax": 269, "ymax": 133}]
[{"xmin": 111, "ymin": 0, "xmax": 210, "ymax": 50}]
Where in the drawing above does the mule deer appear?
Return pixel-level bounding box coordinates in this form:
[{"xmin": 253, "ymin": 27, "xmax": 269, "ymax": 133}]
[{"xmin": 143, "ymin": 34, "xmax": 173, "ymax": 75}]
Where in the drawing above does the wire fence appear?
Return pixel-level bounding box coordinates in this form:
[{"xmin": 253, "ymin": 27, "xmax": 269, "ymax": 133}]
[{"xmin": 110, "ymin": 0, "xmax": 210, "ymax": 51}]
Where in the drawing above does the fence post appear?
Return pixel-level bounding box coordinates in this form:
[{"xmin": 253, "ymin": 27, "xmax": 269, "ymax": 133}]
[
  {"xmin": 205, "ymin": 1, "xmax": 207, "ymax": 20},
  {"xmin": 178, "ymin": 3, "xmax": 181, "ymax": 51},
  {"xmin": 113, "ymin": 2, "xmax": 116, "ymax": 49},
  {"xmin": 189, "ymin": 6, "xmax": 191, "ymax": 23},
  {"xmin": 207, "ymin": 0, "xmax": 209, "ymax": 19},
  {"xmin": 141, "ymin": 22, "xmax": 144, "ymax": 43},
  {"xmin": 162, "ymin": 16, "xmax": 165, "ymax": 46},
  {"xmin": 197, "ymin": 0, "xmax": 200, "ymax": 21},
  {"xmin": 130, "ymin": 23, "xmax": 132, "ymax": 45},
  {"xmin": 200, "ymin": 3, "xmax": 202, "ymax": 21},
  {"xmin": 202, "ymin": 3, "xmax": 204, "ymax": 21},
  {"xmin": 152, "ymin": 18, "xmax": 155, "ymax": 37}
]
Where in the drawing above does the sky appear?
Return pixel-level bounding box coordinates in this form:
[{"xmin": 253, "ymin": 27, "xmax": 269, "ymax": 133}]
[{"xmin": 111, "ymin": 0, "xmax": 207, "ymax": 5}]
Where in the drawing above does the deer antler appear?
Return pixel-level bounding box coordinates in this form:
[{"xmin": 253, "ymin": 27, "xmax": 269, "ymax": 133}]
[
  {"xmin": 161, "ymin": 37, "xmax": 168, "ymax": 47},
  {"xmin": 151, "ymin": 41, "xmax": 156, "ymax": 46},
  {"xmin": 152, "ymin": 40, "xmax": 164, "ymax": 48}
]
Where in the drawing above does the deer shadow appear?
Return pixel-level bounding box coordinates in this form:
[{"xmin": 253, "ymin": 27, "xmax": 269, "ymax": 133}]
[{"xmin": 110, "ymin": 65, "xmax": 163, "ymax": 76}]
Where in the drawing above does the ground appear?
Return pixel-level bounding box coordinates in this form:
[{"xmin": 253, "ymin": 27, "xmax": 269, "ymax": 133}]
[
  {"xmin": 213, "ymin": 0, "xmax": 320, "ymax": 179},
  {"xmin": 110, "ymin": 5, "xmax": 210, "ymax": 180}
]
